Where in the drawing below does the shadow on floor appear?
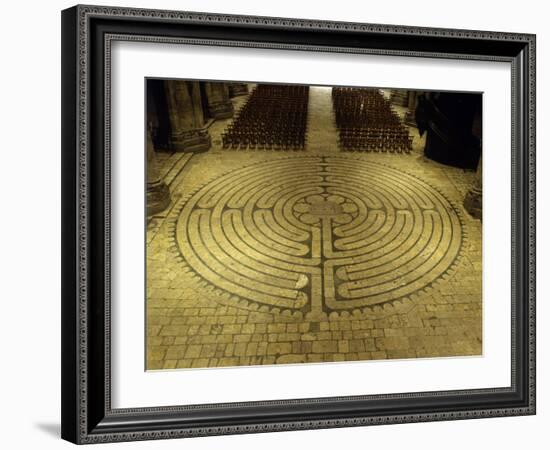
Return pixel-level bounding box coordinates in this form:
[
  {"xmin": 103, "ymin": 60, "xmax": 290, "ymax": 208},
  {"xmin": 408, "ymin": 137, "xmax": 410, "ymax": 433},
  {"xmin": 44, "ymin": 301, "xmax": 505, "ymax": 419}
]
[{"xmin": 35, "ymin": 422, "xmax": 60, "ymax": 438}]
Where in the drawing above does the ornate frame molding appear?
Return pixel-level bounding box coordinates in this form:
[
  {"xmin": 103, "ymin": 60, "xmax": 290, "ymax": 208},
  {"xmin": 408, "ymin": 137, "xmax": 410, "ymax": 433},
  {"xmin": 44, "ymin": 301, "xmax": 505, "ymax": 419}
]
[{"xmin": 61, "ymin": 4, "xmax": 536, "ymax": 444}]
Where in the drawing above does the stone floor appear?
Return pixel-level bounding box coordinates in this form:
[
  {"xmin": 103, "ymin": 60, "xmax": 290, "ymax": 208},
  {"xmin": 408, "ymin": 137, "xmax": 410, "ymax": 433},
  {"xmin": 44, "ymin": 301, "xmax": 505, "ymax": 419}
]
[{"xmin": 146, "ymin": 87, "xmax": 482, "ymax": 370}]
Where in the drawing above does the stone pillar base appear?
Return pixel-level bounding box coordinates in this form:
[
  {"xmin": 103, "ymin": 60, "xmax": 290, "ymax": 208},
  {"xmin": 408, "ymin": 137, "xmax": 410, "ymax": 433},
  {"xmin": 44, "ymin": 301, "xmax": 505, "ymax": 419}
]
[
  {"xmin": 404, "ymin": 110, "xmax": 416, "ymax": 127},
  {"xmin": 464, "ymin": 187, "xmax": 482, "ymax": 220},
  {"xmin": 147, "ymin": 181, "xmax": 170, "ymax": 216},
  {"xmin": 229, "ymin": 84, "xmax": 248, "ymax": 97},
  {"xmin": 208, "ymin": 100, "xmax": 234, "ymax": 120},
  {"xmin": 169, "ymin": 129, "xmax": 211, "ymax": 152}
]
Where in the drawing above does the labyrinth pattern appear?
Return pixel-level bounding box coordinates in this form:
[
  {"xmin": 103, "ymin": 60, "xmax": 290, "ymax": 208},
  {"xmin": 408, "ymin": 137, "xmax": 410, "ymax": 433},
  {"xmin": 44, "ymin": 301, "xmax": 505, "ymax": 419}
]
[{"xmin": 174, "ymin": 157, "xmax": 463, "ymax": 319}]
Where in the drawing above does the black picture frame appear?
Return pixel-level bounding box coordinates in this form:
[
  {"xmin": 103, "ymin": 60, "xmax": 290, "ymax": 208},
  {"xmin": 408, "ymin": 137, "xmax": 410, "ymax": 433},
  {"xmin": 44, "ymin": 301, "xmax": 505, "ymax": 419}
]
[{"xmin": 61, "ymin": 4, "xmax": 536, "ymax": 444}]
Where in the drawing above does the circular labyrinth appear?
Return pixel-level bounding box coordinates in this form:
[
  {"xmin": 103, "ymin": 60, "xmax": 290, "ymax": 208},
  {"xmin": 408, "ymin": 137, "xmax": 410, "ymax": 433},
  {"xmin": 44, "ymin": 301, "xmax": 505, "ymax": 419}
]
[{"xmin": 174, "ymin": 156, "xmax": 463, "ymax": 318}]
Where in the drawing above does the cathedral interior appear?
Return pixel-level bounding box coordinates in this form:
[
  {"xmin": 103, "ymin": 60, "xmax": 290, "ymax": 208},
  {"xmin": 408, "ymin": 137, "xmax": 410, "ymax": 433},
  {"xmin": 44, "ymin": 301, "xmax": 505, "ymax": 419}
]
[{"xmin": 145, "ymin": 80, "xmax": 483, "ymax": 370}]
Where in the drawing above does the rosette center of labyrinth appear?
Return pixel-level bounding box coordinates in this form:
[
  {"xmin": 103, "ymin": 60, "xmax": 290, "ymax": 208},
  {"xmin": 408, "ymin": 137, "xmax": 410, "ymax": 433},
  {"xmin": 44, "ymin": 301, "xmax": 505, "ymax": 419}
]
[{"xmin": 175, "ymin": 157, "xmax": 463, "ymax": 317}]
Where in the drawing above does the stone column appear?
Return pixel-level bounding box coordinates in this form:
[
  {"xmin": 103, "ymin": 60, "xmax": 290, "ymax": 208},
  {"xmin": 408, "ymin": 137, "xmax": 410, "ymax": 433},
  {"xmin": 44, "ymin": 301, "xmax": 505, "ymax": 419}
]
[
  {"xmin": 404, "ymin": 91, "xmax": 418, "ymax": 126},
  {"xmin": 146, "ymin": 125, "xmax": 171, "ymax": 216},
  {"xmin": 204, "ymin": 82, "xmax": 234, "ymax": 119},
  {"xmin": 229, "ymin": 83, "xmax": 249, "ymax": 97},
  {"xmin": 164, "ymin": 80, "xmax": 211, "ymax": 152},
  {"xmin": 390, "ymin": 89, "xmax": 409, "ymax": 107},
  {"xmin": 464, "ymin": 156, "xmax": 482, "ymax": 219}
]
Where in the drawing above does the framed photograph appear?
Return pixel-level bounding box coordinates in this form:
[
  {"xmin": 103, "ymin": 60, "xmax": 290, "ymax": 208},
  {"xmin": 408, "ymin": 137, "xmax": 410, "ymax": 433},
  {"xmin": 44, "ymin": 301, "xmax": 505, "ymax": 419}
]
[{"xmin": 61, "ymin": 4, "xmax": 536, "ymax": 444}]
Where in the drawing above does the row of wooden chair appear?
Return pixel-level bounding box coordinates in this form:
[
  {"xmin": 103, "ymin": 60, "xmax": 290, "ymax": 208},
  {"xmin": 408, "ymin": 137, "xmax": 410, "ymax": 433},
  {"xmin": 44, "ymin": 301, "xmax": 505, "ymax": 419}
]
[
  {"xmin": 339, "ymin": 133, "xmax": 413, "ymax": 153},
  {"xmin": 221, "ymin": 84, "xmax": 309, "ymax": 150},
  {"xmin": 332, "ymin": 88, "xmax": 412, "ymax": 153}
]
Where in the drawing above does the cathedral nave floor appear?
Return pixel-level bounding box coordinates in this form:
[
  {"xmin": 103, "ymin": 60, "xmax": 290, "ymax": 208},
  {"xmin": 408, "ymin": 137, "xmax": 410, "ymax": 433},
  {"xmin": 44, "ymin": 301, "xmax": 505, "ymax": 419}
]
[{"xmin": 146, "ymin": 87, "xmax": 482, "ymax": 370}]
